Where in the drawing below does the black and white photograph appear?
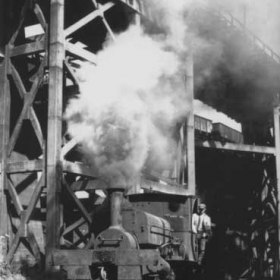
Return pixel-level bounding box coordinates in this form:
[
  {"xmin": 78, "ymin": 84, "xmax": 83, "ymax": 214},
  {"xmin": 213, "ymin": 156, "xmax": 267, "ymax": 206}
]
[{"xmin": 0, "ymin": 0, "xmax": 280, "ymax": 279}]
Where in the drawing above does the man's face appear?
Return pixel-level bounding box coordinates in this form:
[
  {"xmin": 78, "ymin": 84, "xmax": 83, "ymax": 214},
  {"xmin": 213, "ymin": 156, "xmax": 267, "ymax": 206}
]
[{"xmin": 198, "ymin": 207, "xmax": 206, "ymax": 214}]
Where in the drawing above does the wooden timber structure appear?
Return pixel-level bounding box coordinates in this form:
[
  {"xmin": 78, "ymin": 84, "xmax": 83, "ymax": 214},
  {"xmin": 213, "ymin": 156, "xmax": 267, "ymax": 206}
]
[{"xmin": 0, "ymin": 1, "xmax": 280, "ymax": 279}]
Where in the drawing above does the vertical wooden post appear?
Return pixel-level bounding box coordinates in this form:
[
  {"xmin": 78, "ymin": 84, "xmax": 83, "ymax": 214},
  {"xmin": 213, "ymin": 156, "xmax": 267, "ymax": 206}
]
[
  {"xmin": 46, "ymin": 0, "xmax": 64, "ymax": 269},
  {"xmin": 186, "ymin": 53, "xmax": 196, "ymax": 195},
  {"xmin": 0, "ymin": 47, "xmax": 10, "ymax": 263},
  {"xmin": 273, "ymin": 106, "xmax": 280, "ymax": 276}
]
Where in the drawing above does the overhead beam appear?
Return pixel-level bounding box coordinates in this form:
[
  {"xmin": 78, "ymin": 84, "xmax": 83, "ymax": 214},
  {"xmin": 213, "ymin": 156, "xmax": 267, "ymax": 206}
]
[
  {"xmin": 6, "ymin": 160, "xmax": 43, "ymax": 174},
  {"xmin": 65, "ymin": 42, "xmax": 97, "ymax": 64},
  {"xmin": 196, "ymin": 140, "xmax": 276, "ymax": 155},
  {"xmin": 139, "ymin": 178, "xmax": 190, "ymax": 197},
  {"xmin": 63, "ymin": 160, "xmax": 97, "ymax": 178},
  {"xmin": 64, "ymin": 2, "xmax": 115, "ymax": 37},
  {"xmin": 9, "ymin": 39, "xmax": 46, "ymax": 57}
]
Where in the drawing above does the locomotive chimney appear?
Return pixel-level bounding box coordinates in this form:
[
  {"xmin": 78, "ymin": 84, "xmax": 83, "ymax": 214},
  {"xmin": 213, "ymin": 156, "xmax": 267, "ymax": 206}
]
[{"xmin": 109, "ymin": 188, "xmax": 124, "ymax": 227}]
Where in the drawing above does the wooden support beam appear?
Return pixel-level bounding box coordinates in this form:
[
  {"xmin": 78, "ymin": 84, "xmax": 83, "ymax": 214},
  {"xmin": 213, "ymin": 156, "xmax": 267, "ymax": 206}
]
[
  {"xmin": 71, "ymin": 179, "xmax": 107, "ymax": 191},
  {"xmin": 34, "ymin": 3, "xmax": 47, "ymax": 31},
  {"xmin": 6, "ymin": 159, "xmax": 43, "ymax": 173},
  {"xmin": 64, "ymin": 2, "xmax": 115, "ymax": 37},
  {"xmin": 0, "ymin": 53, "xmax": 10, "ymax": 262},
  {"xmin": 46, "ymin": 0, "xmax": 65, "ymax": 269},
  {"xmin": 9, "ymin": 0, "xmax": 31, "ymax": 45},
  {"xmin": 10, "ymin": 63, "xmax": 27, "ymax": 98},
  {"xmin": 25, "ymin": 232, "xmax": 42, "ymax": 265},
  {"xmin": 61, "ymin": 138, "xmax": 78, "ymax": 159},
  {"xmin": 28, "ymin": 107, "xmax": 44, "ymax": 149},
  {"xmin": 196, "ymin": 140, "xmax": 276, "ymax": 155},
  {"xmin": 66, "ymin": 42, "xmax": 97, "ymax": 64},
  {"xmin": 62, "ymin": 216, "xmax": 87, "ymax": 237},
  {"xmin": 142, "ymin": 170, "xmax": 181, "ymax": 188},
  {"xmin": 8, "ymin": 60, "xmax": 45, "ymax": 155},
  {"xmin": 273, "ymin": 106, "xmax": 280, "ymax": 277},
  {"xmin": 7, "ymin": 180, "xmax": 23, "ymax": 216},
  {"xmin": 139, "ymin": 178, "xmax": 190, "ymax": 197},
  {"xmin": 117, "ymin": 0, "xmax": 142, "ymax": 15},
  {"xmin": 9, "ymin": 39, "xmax": 45, "ymax": 57},
  {"xmin": 63, "ymin": 160, "xmax": 97, "ymax": 178},
  {"xmin": 24, "ymin": 174, "xmax": 44, "ymax": 224},
  {"xmin": 186, "ymin": 54, "xmax": 195, "ymax": 195},
  {"xmin": 64, "ymin": 60, "xmax": 79, "ymax": 86},
  {"xmin": 6, "ymin": 174, "xmax": 44, "ymax": 264},
  {"xmin": 8, "ymin": 72, "xmax": 43, "ymax": 155},
  {"xmin": 64, "ymin": 181, "xmax": 92, "ymax": 224}
]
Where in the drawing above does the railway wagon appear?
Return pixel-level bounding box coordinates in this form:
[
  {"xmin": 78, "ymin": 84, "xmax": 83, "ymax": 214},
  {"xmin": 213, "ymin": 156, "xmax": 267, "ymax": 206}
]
[
  {"xmin": 194, "ymin": 115, "xmax": 213, "ymax": 134},
  {"xmin": 212, "ymin": 122, "xmax": 243, "ymax": 144}
]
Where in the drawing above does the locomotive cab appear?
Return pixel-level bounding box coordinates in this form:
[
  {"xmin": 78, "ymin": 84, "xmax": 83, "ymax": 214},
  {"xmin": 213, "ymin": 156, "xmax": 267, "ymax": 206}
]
[{"xmin": 127, "ymin": 193, "xmax": 198, "ymax": 263}]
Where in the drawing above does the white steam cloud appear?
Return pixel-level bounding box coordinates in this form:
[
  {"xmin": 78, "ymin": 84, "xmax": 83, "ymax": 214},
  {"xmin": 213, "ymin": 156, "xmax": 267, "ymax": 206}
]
[
  {"xmin": 65, "ymin": 25, "xmax": 189, "ymax": 188},
  {"xmin": 65, "ymin": 0, "xmax": 279, "ymax": 188}
]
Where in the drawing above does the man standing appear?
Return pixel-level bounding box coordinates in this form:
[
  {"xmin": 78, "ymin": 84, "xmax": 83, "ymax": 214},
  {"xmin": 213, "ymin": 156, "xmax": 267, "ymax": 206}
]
[{"xmin": 192, "ymin": 203, "xmax": 212, "ymax": 265}]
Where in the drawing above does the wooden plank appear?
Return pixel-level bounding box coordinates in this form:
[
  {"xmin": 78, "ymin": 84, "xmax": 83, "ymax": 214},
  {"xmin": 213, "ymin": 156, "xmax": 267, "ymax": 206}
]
[
  {"xmin": 63, "ymin": 160, "xmax": 97, "ymax": 178},
  {"xmin": 7, "ymin": 180, "xmax": 23, "ymax": 216},
  {"xmin": 64, "ymin": 2, "xmax": 115, "ymax": 37},
  {"xmin": 71, "ymin": 179, "xmax": 107, "ymax": 191},
  {"xmin": 196, "ymin": 140, "xmax": 276, "ymax": 155},
  {"xmin": 186, "ymin": 54, "xmax": 195, "ymax": 195},
  {"xmin": 6, "ymin": 230, "xmax": 20, "ymax": 264},
  {"xmin": 7, "ymin": 76, "xmax": 42, "ymax": 155},
  {"xmin": 26, "ymin": 231, "xmax": 42, "ymax": 265},
  {"xmin": 64, "ymin": 181, "xmax": 92, "ymax": 224},
  {"xmin": 8, "ymin": 60, "xmax": 44, "ymax": 155},
  {"xmin": 64, "ymin": 60, "xmax": 79, "ymax": 86},
  {"xmin": 34, "ymin": 3, "xmax": 47, "ymax": 30},
  {"xmin": 117, "ymin": 0, "xmax": 142, "ymax": 15},
  {"xmin": 7, "ymin": 159, "xmax": 43, "ymax": 173},
  {"xmin": 100, "ymin": 16, "xmax": 116, "ymax": 41},
  {"xmin": 142, "ymin": 170, "xmax": 181, "ymax": 188},
  {"xmin": 9, "ymin": 39, "xmax": 45, "ymax": 57},
  {"xmin": 29, "ymin": 107, "xmax": 44, "ymax": 149},
  {"xmin": 62, "ymin": 217, "xmax": 87, "ymax": 236},
  {"xmin": 24, "ymin": 174, "xmax": 44, "ymax": 224},
  {"xmin": 61, "ymin": 138, "xmax": 78, "ymax": 159},
  {"xmin": 46, "ymin": 0, "xmax": 65, "ymax": 269},
  {"xmin": 273, "ymin": 106, "xmax": 280, "ymax": 274},
  {"xmin": 66, "ymin": 42, "xmax": 97, "ymax": 64},
  {"xmin": 9, "ymin": 0, "xmax": 31, "ymax": 45},
  {"xmin": 139, "ymin": 178, "xmax": 190, "ymax": 197},
  {"xmin": 0, "ymin": 50, "xmax": 10, "ymax": 245},
  {"xmin": 10, "ymin": 63, "xmax": 27, "ymax": 98}
]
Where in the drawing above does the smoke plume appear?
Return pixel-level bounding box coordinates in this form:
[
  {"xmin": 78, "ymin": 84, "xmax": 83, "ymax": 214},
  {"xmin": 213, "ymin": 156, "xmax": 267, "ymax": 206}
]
[
  {"xmin": 65, "ymin": 0, "xmax": 279, "ymax": 188},
  {"xmin": 65, "ymin": 24, "xmax": 189, "ymax": 188}
]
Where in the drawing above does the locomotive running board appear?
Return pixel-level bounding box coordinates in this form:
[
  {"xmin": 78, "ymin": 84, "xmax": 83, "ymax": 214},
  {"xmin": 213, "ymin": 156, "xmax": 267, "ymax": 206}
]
[{"xmin": 52, "ymin": 249, "xmax": 161, "ymax": 266}]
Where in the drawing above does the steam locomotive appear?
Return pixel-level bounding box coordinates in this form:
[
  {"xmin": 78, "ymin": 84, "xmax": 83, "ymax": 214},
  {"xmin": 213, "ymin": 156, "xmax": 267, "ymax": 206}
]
[
  {"xmin": 85, "ymin": 186, "xmax": 198, "ymax": 280},
  {"xmin": 79, "ymin": 116, "xmax": 243, "ymax": 280}
]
